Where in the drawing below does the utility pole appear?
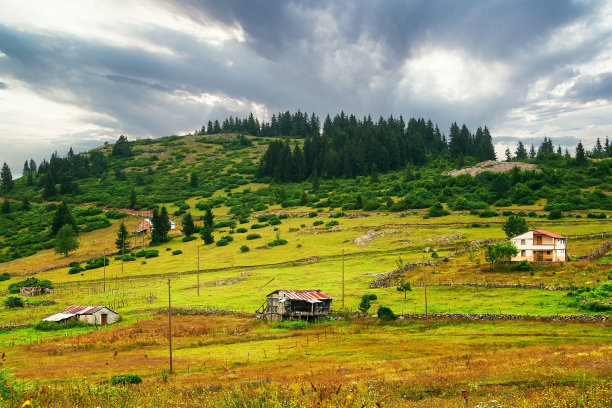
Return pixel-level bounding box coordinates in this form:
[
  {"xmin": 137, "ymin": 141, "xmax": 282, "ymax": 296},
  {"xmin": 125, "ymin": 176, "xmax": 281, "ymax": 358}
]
[
  {"xmin": 342, "ymin": 249, "xmax": 345, "ymax": 309},
  {"xmin": 168, "ymin": 278, "xmax": 173, "ymax": 375},
  {"xmin": 197, "ymin": 244, "xmax": 200, "ymax": 297},
  {"xmin": 423, "ymin": 266, "xmax": 428, "ymax": 316},
  {"xmin": 103, "ymin": 248, "xmax": 106, "ymax": 293},
  {"xmin": 565, "ymin": 222, "xmax": 569, "ymax": 275}
]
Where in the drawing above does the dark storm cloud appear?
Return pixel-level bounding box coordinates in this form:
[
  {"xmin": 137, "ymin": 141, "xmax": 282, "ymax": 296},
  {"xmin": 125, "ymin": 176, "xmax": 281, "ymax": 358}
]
[{"xmin": 0, "ymin": 0, "xmax": 610, "ymax": 176}]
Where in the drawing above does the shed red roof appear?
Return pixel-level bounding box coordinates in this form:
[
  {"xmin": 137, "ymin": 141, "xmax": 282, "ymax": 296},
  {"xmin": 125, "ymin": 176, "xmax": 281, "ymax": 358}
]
[
  {"xmin": 273, "ymin": 290, "xmax": 332, "ymax": 301},
  {"xmin": 60, "ymin": 306, "xmax": 107, "ymax": 315},
  {"xmin": 532, "ymin": 229, "xmax": 565, "ymax": 239}
]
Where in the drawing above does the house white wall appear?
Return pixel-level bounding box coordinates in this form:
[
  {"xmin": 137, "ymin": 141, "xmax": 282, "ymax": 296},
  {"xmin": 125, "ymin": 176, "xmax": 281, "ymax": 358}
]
[
  {"xmin": 510, "ymin": 230, "xmax": 566, "ymax": 262},
  {"xmin": 76, "ymin": 307, "xmax": 120, "ymax": 325}
]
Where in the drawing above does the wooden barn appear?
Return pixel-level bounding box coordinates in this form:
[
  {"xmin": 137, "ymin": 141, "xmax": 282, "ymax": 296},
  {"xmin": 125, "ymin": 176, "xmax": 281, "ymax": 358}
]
[
  {"xmin": 42, "ymin": 305, "xmax": 119, "ymax": 325},
  {"xmin": 256, "ymin": 290, "xmax": 333, "ymax": 321}
]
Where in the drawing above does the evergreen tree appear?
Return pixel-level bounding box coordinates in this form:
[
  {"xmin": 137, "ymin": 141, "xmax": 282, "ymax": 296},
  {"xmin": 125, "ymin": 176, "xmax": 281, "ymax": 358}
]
[
  {"xmin": 156, "ymin": 206, "xmax": 171, "ymax": 241},
  {"xmin": 150, "ymin": 208, "xmax": 163, "ymax": 243},
  {"xmin": 29, "ymin": 159, "xmax": 37, "ymax": 173},
  {"xmin": 1, "ymin": 199, "xmax": 10, "ymax": 214},
  {"xmin": 311, "ymin": 169, "xmax": 319, "ymax": 191},
  {"xmin": 575, "ymin": 141, "xmax": 587, "ymax": 166},
  {"xmin": 1, "ymin": 162, "xmax": 13, "ymax": 193},
  {"xmin": 593, "ymin": 138, "xmax": 603, "ymax": 158},
  {"xmin": 23, "ymin": 160, "xmax": 30, "ymax": 175},
  {"xmin": 43, "ymin": 172, "xmax": 56, "ymax": 199},
  {"xmin": 529, "ymin": 144, "xmax": 536, "ymax": 159},
  {"xmin": 51, "ymin": 202, "xmax": 76, "ymax": 236},
  {"xmin": 21, "ymin": 196, "xmax": 30, "ymax": 211},
  {"xmin": 55, "ymin": 224, "xmax": 79, "ymax": 256},
  {"xmin": 203, "ymin": 207, "xmax": 214, "ymax": 229},
  {"xmin": 26, "ymin": 172, "xmax": 34, "ymax": 187},
  {"xmin": 129, "ymin": 189, "xmax": 136, "ymax": 209},
  {"xmin": 112, "ymin": 135, "xmax": 132, "ymax": 157},
  {"xmin": 115, "ymin": 221, "xmax": 130, "ymax": 252},
  {"xmin": 200, "ymin": 225, "xmax": 214, "ymax": 245},
  {"xmin": 605, "ymin": 137, "xmax": 611, "ymax": 157},
  {"xmin": 181, "ymin": 212, "xmax": 195, "ymax": 237},
  {"xmin": 515, "ymin": 141, "xmax": 528, "ymax": 160},
  {"xmin": 505, "ymin": 148, "xmax": 512, "ymax": 162},
  {"xmin": 190, "ymin": 171, "xmax": 198, "ymax": 188}
]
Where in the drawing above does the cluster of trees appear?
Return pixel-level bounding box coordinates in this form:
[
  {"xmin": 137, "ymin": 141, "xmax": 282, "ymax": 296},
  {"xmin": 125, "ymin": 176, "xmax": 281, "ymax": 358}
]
[
  {"xmin": 257, "ymin": 113, "xmax": 496, "ymax": 182},
  {"xmin": 198, "ymin": 111, "xmax": 320, "ymax": 138},
  {"xmin": 505, "ymin": 137, "xmax": 612, "ymax": 164}
]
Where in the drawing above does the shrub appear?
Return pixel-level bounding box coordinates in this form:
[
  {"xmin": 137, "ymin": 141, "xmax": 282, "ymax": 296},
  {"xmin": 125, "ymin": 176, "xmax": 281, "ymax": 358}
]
[
  {"xmin": 236, "ymin": 227, "xmax": 248, "ymax": 233},
  {"xmin": 426, "ymin": 202, "xmax": 450, "ymax": 218},
  {"xmin": 587, "ymin": 212, "xmax": 606, "ymax": 219},
  {"xmin": 513, "ymin": 260, "xmax": 533, "ymax": 272},
  {"xmin": 359, "ymin": 296, "xmax": 371, "ymax": 313},
  {"xmin": 0, "ymin": 272, "xmax": 10, "ymax": 281},
  {"xmin": 326, "ymin": 220, "xmax": 339, "ymax": 227},
  {"xmin": 135, "ymin": 249, "xmax": 159, "ymax": 258},
  {"xmin": 479, "ymin": 210, "xmax": 499, "ymax": 218},
  {"xmin": 172, "ymin": 250, "xmax": 183, "ymax": 255},
  {"xmin": 68, "ymin": 261, "xmax": 80, "ymax": 268},
  {"xmin": 8, "ymin": 277, "xmax": 54, "ymax": 294},
  {"xmin": 33, "ymin": 319, "xmax": 89, "ymax": 331},
  {"xmin": 114, "ymin": 255, "xmax": 136, "ymax": 262},
  {"xmin": 268, "ymin": 238, "xmax": 288, "ymax": 247},
  {"xmin": 548, "ymin": 209, "xmax": 563, "ymax": 219},
  {"xmin": 329, "ymin": 211, "xmax": 345, "ymax": 218},
  {"xmin": 308, "ymin": 211, "xmax": 318, "ymax": 218},
  {"xmin": 313, "ymin": 220, "xmax": 324, "ymax": 226},
  {"xmin": 272, "ymin": 320, "xmax": 307, "ymax": 330},
  {"xmin": 85, "ymin": 257, "xmax": 110, "ymax": 270},
  {"xmin": 246, "ymin": 233, "xmax": 261, "ymax": 240},
  {"xmin": 68, "ymin": 266, "xmax": 85, "ymax": 274},
  {"xmin": 240, "ymin": 245, "xmax": 249, "ymax": 253},
  {"xmin": 221, "ymin": 235, "xmax": 234, "ymax": 242},
  {"xmin": 110, "ymin": 374, "xmax": 142, "ymax": 385},
  {"xmin": 4, "ymin": 296, "xmax": 24, "ymax": 308},
  {"xmin": 268, "ymin": 219, "xmax": 281, "ymax": 226},
  {"xmin": 493, "ymin": 198, "xmax": 513, "ymax": 207},
  {"xmin": 105, "ymin": 210, "xmax": 128, "ymax": 219},
  {"xmin": 377, "ymin": 306, "xmax": 397, "ymax": 321},
  {"xmin": 182, "ymin": 235, "xmax": 197, "ymax": 242},
  {"xmin": 216, "ymin": 239, "xmax": 229, "ymax": 247},
  {"xmin": 251, "ymin": 223, "xmax": 266, "ymax": 229}
]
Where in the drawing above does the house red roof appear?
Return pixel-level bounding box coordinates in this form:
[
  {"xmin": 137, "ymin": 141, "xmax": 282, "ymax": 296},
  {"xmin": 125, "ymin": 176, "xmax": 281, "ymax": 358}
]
[
  {"xmin": 532, "ymin": 229, "xmax": 565, "ymax": 239},
  {"xmin": 60, "ymin": 306, "xmax": 108, "ymax": 315},
  {"xmin": 274, "ymin": 290, "xmax": 332, "ymax": 301}
]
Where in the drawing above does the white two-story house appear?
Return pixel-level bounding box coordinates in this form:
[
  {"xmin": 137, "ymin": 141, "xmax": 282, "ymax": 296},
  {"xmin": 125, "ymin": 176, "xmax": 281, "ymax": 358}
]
[{"xmin": 510, "ymin": 229, "xmax": 566, "ymax": 262}]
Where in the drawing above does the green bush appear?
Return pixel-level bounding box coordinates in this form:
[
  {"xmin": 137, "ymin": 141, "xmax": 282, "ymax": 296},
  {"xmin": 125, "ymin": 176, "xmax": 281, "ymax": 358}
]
[
  {"xmin": 135, "ymin": 249, "xmax": 159, "ymax": 258},
  {"xmin": 172, "ymin": 250, "xmax": 183, "ymax": 255},
  {"xmin": 33, "ymin": 319, "xmax": 89, "ymax": 331},
  {"xmin": 105, "ymin": 210, "xmax": 128, "ymax": 219},
  {"xmin": 268, "ymin": 219, "xmax": 281, "ymax": 226},
  {"xmin": 4, "ymin": 296, "xmax": 24, "ymax": 308},
  {"xmin": 513, "ymin": 260, "xmax": 533, "ymax": 272},
  {"xmin": 68, "ymin": 266, "xmax": 85, "ymax": 274},
  {"xmin": 251, "ymin": 223, "xmax": 266, "ymax": 229},
  {"xmin": 268, "ymin": 238, "xmax": 288, "ymax": 247},
  {"xmin": 110, "ymin": 374, "xmax": 142, "ymax": 385},
  {"xmin": 308, "ymin": 211, "xmax": 318, "ymax": 218},
  {"xmin": 548, "ymin": 209, "xmax": 563, "ymax": 219},
  {"xmin": 325, "ymin": 220, "xmax": 339, "ymax": 227},
  {"xmin": 240, "ymin": 245, "xmax": 250, "ymax": 253},
  {"xmin": 313, "ymin": 220, "xmax": 324, "ymax": 226},
  {"xmin": 377, "ymin": 306, "xmax": 397, "ymax": 321},
  {"xmin": 68, "ymin": 261, "xmax": 80, "ymax": 268},
  {"xmin": 182, "ymin": 235, "xmax": 197, "ymax": 242},
  {"xmin": 246, "ymin": 233, "xmax": 261, "ymax": 240},
  {"xmin": 216, "ymin": 239, "xmax": 229, "ymax": 247},
  {"xmin": 272, "ymin": 320, "xmax": 307, "ymax": 330},
  {"xmin": 8, "ymin": 277, "xmax": 54, "ymax": 294},
  {"xmin": 479, "ymin": 210, "xmax": 499, "ymax": 218},
  {"xmin": 0, "ymin": 272, "xmax": 10, "ymax": 281},
  {"xmin": 221, "ymin": 235, "xmax": 234, "ymax": 242},
  {"xmin": 114, "ymin": 254, "xmax": 136, "ymax": 262},
  {"xmin": 236, "ymin": 227, "xmax": 248, "ymax": 233},
  {"xmin": 85, "ymin": 257, "xmax": 110, "ymax": 270}
]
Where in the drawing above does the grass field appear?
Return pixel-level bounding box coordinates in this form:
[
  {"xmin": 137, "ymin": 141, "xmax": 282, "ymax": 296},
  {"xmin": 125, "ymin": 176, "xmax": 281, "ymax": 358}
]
[{"xmin": 0, "ymin": 206, "xmax": 610, "ymax": 406}]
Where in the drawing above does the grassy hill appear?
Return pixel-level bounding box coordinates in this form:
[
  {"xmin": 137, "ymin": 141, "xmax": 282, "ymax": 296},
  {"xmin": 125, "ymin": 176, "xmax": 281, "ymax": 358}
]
[{"xmin": 0, "ymin": 131, "xmax": 611, "ymax": 407}]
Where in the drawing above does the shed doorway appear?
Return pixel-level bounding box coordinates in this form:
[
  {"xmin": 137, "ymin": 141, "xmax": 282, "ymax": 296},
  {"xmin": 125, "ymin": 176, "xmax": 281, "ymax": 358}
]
[{"xmin": 101, "ymin": 313, "xmax": 107, "ymax": 325}]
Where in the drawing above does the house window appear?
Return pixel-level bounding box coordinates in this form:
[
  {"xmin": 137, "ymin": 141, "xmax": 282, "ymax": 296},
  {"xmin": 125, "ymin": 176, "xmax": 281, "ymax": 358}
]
[
  {"xmin": 521, "ymin": 250, "xmax": 526, "ymax": 256},
  {"xmin": 521, "ymin": 239, "xmax": 525, "ymax": 245},
  {"xmin": 546, "ymin": 251, "xmax": 551, "ymax": 255}
]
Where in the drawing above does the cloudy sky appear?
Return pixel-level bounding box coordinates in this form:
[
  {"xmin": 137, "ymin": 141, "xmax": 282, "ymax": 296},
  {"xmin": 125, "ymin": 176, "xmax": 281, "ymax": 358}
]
[{"xmin": 1, "ymin": 0, "xmax": 611, "ymax": 175}]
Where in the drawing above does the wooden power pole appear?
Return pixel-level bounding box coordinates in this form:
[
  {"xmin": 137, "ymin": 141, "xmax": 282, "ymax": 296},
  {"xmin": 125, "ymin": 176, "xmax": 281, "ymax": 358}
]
[
  {"xmin": 423, "ymin": 266, "xmax": 428, "ymax": 316},
  {"xmin": 197, "ymin": 244, "xmax": 200, "ymax": 297},
  {"xmin": 168, "ymin": 278, "xmax": 173, "ymax": 375},
  {"xmin": 342, "ymin": 249, "xmax": 345, "ymax": 309},
  {"xmin": 103, "ymin": 248, "xmax": 106, "ymax": 293}
]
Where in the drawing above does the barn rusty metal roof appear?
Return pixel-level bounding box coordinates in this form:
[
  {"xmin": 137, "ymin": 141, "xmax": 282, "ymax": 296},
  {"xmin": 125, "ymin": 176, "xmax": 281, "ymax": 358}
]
[
  {"xmin": 273, "ymin": 290, "xmax": 332, "ymax": 302},
  {"xmin": 60, "ymin": 305, "xmax": 106, "ymax": 315},
  {"xmin": 532, "ymin": 229, "xmax": 566, "ymax": 239}
]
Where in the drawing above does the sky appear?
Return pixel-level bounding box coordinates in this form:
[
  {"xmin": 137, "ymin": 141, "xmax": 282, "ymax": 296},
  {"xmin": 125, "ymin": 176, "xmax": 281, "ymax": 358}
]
[{"xmin": 1, "ymin": 0, "xmax": 611, "ymax": 176}]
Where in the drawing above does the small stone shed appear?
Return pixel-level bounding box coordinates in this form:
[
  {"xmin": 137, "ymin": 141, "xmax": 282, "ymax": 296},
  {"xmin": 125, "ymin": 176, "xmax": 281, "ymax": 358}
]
[
  {"xmin": 256, "ymin": 290, "xmax": 333, "ymax": 321},
  {"xmin": 42, "ymin": 305, "xmax": 119, "ymax": 325}
]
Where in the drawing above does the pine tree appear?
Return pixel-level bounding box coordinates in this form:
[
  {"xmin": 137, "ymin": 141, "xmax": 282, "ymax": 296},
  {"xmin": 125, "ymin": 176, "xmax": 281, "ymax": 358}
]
[
  {"xmin": 181, "ymin": 212, "xmax": 195, "ymax": 237},
  {"xmin": 200, "ymin": 225, "xmax": 214, "ymax": 245},
  {"xmin": 29, "ymin": 159, "xmax": 37, "ymax": 173},
  {"xmin": 115, "ymin": 221, "xmax": 130, "ymax": 252},
  {"xmin": 575, "ymin": 141, "xmax": 587, "ymax": 166},
  {"xmin": 55, "ymin": 224, "xmax": 79, "ymax": 256},
  {"xmin": 51, "ymin": 202, "xmax": 76, "ymax": 236},
  {"xmin": 190, "ymin": 171, "xmax": 198, "ymax": 188},
  {"xmin": 529, "ymin": 144, "xmax": 536, "ymax": 159},
  {"xmin": 21, "ymin": 196, "xmax": 30, "ymax": 211},
  {"xmin": 112, "ymin": 135, "xmax": 132, "ymax": 157},
  {"xmin": 129, "ymin": 189, "xmax": 136, "ymax": 209},
  {"xmin": 593, "ymin": 138, "xmax": 603, "ymax": 158},
  {"xmin": 505, "ymin": 148, "xmax": 512, "ymax": 162},
  {"xmin": 203, "ymin": 207, "xmax": 214, "ymax": 229},
  {"xmin": 1, "ymin": 162, "xmax": 13, "ymax": 193},
  {"xmin": 1, "ymin": 199, "xmax": 10, "ymax": 214},
  {"xmin": 150, "ymin": 207, "xmax": 163, "ymax": 243},
  {"xmin": 23, "ymin": 160, "xmax": 30, "ymax": 175},
  {"xmin": 157, "ymin": 206, "xmax": 171, "ymax": 240},
  {"xmin": 515, "ymin": 141, "xmax": 528, "ymax": 160},
  {"xmin": 26, "ymin": 173, "xmax": 34, "ymax": 187},
  {"xmin": 43, "ymin": 172, "xmax": 56, "ymax": 199}
]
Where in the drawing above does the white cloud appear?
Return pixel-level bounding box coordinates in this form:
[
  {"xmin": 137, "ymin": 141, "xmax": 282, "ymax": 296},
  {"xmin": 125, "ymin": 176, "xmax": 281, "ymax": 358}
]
[{"xmin": 397, "ymin": 48, "xmax": 510, "ymax": 103}]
